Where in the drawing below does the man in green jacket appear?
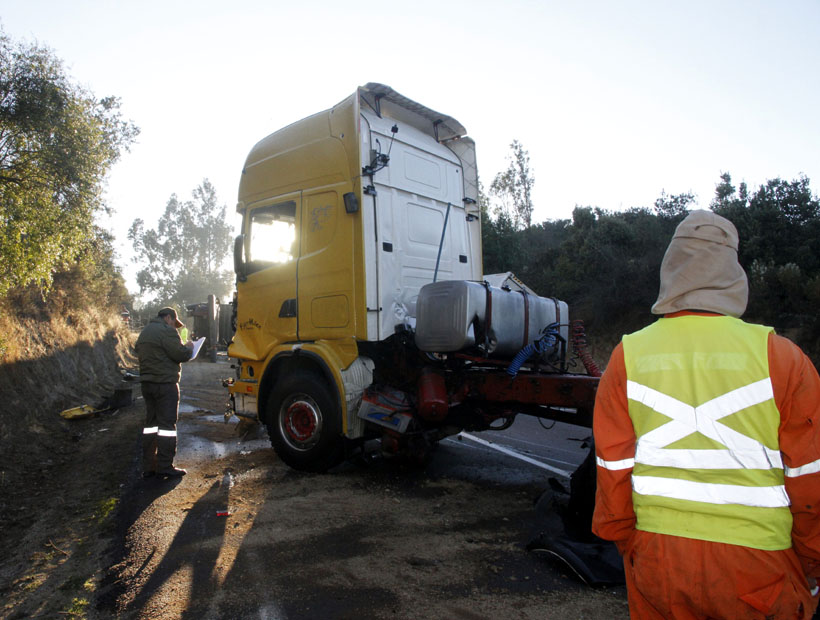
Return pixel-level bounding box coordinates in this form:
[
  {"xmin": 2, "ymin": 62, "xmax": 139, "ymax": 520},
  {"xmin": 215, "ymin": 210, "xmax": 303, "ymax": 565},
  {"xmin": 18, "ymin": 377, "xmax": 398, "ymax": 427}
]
[{"xmin": 135, "ymin": 307, "xmax": 194, "ymax": 479}]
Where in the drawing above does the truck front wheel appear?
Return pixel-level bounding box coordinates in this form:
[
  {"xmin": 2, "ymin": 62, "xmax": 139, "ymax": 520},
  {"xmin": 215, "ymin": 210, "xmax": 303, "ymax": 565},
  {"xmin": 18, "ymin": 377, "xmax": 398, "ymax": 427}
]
[{"xmin": 266, "ymin": 371, "xmax": 344, "ymax": 472}]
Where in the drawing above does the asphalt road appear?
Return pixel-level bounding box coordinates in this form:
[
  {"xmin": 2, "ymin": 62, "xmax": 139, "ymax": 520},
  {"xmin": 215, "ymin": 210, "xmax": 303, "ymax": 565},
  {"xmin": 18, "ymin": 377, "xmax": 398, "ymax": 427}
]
[
  {"xmin": 464, "ymin": 417, "xmax": 593, "ymax": 478},
  {"xmin": 178, "ymin": 357, "xmax": 595, "ymax": 486},
  {"xmin": 101, "ymin": 359, "xmax": 626, "ymax": 619}
]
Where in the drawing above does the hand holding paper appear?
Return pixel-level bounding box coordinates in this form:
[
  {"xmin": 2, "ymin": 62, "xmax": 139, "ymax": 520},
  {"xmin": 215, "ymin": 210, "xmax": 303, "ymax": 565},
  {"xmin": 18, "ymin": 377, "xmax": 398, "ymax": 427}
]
[{"xmin": 190, "ymin": 337, "xmax": 206, "ymax": 361}]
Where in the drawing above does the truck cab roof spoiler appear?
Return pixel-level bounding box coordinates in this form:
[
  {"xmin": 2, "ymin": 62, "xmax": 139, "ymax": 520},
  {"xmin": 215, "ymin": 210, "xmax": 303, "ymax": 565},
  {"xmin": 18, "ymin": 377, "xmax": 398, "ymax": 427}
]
[{"xmin": 359, "ymin": 83, "xmax": 467, "ymax": 143}]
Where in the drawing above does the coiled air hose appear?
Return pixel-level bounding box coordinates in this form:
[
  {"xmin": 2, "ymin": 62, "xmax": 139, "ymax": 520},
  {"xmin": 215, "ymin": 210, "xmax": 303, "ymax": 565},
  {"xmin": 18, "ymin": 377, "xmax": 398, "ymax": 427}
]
[
  {"xmin": 506, "ymin": 322, "xmax": 560, "ymax": 377},
  {"xmin": 570, "ymin": 319, "xmax": 601, "ymax": 377}
]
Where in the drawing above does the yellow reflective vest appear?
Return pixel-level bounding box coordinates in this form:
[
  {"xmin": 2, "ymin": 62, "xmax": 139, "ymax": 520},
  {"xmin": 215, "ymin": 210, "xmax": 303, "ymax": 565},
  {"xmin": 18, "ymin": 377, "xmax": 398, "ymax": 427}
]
[{"xmin": 622, "ymin": 315, "xmax": 792, "ymax": 550}]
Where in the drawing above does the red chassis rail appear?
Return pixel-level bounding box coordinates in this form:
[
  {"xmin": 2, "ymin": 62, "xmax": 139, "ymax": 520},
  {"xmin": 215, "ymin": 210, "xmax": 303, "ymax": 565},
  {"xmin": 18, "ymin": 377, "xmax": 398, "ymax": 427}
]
[{"xmin": 460, "ymin": 371, "xmax": 599, "ymax": 428}]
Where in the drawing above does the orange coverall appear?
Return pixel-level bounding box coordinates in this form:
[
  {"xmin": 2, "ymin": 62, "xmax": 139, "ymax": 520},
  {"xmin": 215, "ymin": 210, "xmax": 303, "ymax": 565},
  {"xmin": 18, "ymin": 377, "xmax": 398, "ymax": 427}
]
[{"xmin": 593, "ymin": 313, "xmax": 820, "ymax": 619}]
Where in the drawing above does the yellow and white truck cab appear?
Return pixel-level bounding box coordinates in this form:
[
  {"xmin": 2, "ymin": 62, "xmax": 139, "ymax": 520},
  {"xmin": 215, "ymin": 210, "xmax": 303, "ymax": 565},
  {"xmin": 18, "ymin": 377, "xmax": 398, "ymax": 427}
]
[{"xmin": 227, "ymin": 83, "xmax": 595, "ymax": 472}]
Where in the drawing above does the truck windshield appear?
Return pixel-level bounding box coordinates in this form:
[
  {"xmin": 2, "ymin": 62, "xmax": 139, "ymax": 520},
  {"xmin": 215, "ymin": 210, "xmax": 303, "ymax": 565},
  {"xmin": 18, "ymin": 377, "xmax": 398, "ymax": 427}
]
[{"xmin": 248, "ymin": 201, "xmax": 296, "ymax": 265}]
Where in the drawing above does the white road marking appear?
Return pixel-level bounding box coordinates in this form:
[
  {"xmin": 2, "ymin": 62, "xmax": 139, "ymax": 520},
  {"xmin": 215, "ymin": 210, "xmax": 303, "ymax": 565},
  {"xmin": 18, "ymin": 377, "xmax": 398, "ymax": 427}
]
[{"xmin": 452, "ymin": 432, "xmax": 574, "ymax": 477}]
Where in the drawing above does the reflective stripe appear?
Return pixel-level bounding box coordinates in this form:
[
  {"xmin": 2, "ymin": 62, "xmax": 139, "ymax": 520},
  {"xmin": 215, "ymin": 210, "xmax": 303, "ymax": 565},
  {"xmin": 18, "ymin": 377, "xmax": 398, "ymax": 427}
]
[
  {"xmin": 636, "ymin": 445, "xmax": 781, "ymax": 470},
  {"xmin": 633, "ymin": 475, "xmax": 790, "ymax": 508},
  {"xmin": 628, "ymin": 378, "xmax": 781, "ymax": 470},
  {"xmin": 597, "ymin": 456, "xmax": 635, "ymax": 471},
  {"xmin": 785, "ymin": 458, "xmax": 820, "ymax": 478},
  {"xmin": 143, "ymin": 427, "xmax": 159, "ymax": 435},
  {"xmin": 158, "ymin": 429, "xmax": 177, "ymax": 438},
  {"xmin": 622, "ymin": 317, "xmax": 792, "ymax": 550}
]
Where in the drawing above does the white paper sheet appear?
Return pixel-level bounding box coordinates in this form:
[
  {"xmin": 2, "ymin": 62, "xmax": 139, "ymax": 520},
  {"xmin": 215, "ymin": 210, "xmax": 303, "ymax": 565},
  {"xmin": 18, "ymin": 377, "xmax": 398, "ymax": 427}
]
[{"xmin": 190, "ymin": 337, "xmax": 207, "ymax": 361}]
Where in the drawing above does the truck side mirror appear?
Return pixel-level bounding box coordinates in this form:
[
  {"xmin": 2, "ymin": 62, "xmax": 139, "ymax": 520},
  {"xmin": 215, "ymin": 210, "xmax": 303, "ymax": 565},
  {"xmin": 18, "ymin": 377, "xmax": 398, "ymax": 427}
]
[{"xmin": 234, "ymin": 234, "xmax": 247, "ymax": 282}]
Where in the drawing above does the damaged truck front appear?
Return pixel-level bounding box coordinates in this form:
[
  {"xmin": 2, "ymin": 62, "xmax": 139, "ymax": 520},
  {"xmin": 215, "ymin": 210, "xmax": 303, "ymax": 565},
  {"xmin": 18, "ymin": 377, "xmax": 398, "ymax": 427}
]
[{"xmin": 226, "ymin": 83, "xmax": 600, "ymax": 473}]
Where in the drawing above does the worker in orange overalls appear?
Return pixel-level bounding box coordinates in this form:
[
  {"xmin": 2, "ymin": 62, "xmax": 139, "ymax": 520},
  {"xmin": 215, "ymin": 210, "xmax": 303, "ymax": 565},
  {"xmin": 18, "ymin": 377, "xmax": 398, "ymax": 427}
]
[{"xmin": 592, "ymin": 210, "xmax": 820, "ymax": 619}]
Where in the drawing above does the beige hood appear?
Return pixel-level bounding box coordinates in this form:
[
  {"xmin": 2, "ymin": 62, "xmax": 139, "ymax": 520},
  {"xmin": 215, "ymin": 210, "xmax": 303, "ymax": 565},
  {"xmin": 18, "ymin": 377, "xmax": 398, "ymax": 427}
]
[{"xmin": 651, "ymin": 210, "xmax": 748, "ymax": 317}]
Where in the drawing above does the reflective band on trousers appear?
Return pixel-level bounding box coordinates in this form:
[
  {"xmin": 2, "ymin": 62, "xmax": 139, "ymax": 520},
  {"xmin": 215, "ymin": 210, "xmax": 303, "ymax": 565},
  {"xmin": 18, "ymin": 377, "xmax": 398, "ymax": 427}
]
[
  {"xmin": 143, "ymin": 426, "xmax": 159, "ymax": 435},
  {"xmin": 158, "ymin": 429, "xmax": 177, "ymax": 438}
]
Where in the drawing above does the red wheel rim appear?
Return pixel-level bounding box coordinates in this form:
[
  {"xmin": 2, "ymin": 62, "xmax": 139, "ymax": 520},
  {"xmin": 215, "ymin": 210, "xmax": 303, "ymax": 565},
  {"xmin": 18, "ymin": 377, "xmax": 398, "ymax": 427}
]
[
  {"xmin": 285, "ymin": 401, "xmax": 318, "ymax": 442},
  {"xmin": 279, "ymin": 393, "xmax": 323, "ymax": 451}
]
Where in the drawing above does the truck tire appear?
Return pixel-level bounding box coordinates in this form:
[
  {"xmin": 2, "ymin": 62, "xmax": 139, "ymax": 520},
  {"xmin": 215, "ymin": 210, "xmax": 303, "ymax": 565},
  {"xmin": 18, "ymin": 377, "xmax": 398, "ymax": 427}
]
[{"xmin": 266, "ymin": 371, "xmax": 344, "ymax": 472}]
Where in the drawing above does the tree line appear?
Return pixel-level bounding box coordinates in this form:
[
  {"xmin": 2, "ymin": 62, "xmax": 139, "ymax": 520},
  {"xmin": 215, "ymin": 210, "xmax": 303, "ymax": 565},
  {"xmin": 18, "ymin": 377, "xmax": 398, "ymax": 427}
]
[
  {"xmin": 2, "ymin": 25, "xmax": 817, "ymax": 367},
  {"xmin": 483, "ymin": 148, "xmax": 820, "ymax": 365}
]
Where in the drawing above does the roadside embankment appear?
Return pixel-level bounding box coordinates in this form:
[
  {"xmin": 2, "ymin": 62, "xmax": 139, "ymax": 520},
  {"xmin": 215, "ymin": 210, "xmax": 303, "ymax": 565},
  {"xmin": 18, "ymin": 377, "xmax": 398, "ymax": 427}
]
[{"xmin": 0, "ymin": 300, "xmax": 140, "ymax": 618}]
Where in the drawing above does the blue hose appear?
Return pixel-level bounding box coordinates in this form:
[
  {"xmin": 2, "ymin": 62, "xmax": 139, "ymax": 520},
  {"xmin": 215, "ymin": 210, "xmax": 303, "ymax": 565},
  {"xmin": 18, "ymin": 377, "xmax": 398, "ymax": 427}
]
[{"xmin": 507, "ymin": 323, "xmax": 560, "ymax": 377}]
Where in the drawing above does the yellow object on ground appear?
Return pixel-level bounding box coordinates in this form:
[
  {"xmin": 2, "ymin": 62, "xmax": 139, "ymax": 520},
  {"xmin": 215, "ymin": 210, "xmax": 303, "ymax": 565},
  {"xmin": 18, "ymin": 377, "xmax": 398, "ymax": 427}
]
[{"xmin": 59, "ymin": 405, "xmax": 97, "ymax": 420}]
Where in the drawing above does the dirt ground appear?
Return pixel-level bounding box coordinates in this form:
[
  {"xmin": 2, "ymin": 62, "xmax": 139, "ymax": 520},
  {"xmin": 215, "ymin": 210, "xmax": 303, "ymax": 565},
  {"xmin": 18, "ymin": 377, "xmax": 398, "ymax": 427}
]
[{"xmin": 0, "ymin": 356, "xmax": 628, "ymax": 620}]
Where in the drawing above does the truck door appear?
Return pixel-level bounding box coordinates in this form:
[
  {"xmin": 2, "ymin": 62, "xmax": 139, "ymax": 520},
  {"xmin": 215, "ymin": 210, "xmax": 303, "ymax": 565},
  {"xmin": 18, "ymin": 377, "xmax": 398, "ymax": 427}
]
[
  {"xmin": 297, "ymin": 185, "xmax": 357, "ymax": 342},
  {"xmin": 232, "ymin": 194, "xmax": 300, "ymax": 360}
]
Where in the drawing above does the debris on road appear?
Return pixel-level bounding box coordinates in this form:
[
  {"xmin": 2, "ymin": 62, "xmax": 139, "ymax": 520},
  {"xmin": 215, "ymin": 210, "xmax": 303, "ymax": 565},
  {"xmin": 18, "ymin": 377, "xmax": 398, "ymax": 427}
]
[{"xmin": 59, "ymin": 404, "xmax": 97, "ymax": 420}]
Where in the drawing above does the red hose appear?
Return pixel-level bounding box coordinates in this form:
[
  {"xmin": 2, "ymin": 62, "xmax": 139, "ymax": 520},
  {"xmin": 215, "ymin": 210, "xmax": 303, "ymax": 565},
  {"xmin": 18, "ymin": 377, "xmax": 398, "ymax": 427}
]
[{"xmin": 571, "ymin": 320, "xmax": 602, "ymax": 377}]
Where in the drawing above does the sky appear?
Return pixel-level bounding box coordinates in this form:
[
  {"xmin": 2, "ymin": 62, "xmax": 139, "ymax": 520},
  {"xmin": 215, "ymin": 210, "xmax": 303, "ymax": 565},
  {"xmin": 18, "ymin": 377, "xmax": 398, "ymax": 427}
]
[{"xmin": 3, "ymin": 0, "xmax": 819, "ymax": 294}]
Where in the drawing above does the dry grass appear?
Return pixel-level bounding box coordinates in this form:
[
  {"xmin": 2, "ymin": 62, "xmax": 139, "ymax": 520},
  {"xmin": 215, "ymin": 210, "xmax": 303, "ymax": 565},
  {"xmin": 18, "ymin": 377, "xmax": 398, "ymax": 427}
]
[
  {"xmin": 0, "ymin": 302, "xmax": 134, "ymax": 408},
  {"xmin": 0, "ymin": 289, "xmax": 137, "ymax": 535}
]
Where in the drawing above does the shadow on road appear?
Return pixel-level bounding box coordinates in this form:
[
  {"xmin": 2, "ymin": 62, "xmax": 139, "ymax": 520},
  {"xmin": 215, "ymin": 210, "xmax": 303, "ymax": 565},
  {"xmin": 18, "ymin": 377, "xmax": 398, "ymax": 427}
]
[{"xmin": 124, "ymin": 476, "xmax": 231, "ymax": 618}]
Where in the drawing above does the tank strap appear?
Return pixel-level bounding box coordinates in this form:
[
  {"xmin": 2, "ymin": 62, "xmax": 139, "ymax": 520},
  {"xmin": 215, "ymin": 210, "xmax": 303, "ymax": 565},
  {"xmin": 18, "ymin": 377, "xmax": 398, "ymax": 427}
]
[
  {"xmin": 482, "ymin": 281, "xmax": 493, "ymax": 354},
  {"xmin": 520, "ymin": 291, "xmax": 530, "ymax": 348}
]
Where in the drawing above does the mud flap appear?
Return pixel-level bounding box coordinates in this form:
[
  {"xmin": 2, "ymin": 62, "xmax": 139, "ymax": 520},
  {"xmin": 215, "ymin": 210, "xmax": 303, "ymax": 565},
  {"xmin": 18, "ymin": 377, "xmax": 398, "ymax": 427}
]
[
  {"xmin": 526, "ymin": 444, "xmax": 625, "ymax": 587},
  {"xmin": 527, "ymin": 526, "xmax": 625, "ymax": 587}
]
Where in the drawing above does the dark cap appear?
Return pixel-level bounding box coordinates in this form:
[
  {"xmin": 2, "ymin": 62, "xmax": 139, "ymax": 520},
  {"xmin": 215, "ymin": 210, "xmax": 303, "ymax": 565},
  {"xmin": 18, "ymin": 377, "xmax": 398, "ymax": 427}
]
[{"xmin": 158, "ymin": 307, "xmax": 184, "ymax": 328}]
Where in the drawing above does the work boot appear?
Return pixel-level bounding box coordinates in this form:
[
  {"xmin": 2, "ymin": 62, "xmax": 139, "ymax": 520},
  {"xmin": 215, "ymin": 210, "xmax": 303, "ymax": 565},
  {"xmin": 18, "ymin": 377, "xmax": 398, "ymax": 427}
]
[
  {"xmin": 158, "ymin": 467, "xmax": 187, "ymax": 478},
  {"xmin": 143, "ymin": 471, "xmax": 156, "ymax": 479}
]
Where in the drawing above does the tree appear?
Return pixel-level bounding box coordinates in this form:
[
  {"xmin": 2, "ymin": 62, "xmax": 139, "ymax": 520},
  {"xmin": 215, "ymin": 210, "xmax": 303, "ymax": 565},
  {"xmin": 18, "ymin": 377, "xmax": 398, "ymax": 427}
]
[
  {"xmin": 44, "ymin": 226, "xmax": 131, "ymax": 316},
  {"xmin": 0, "ymin": 28, "xmax": 138, "ymax": 296},
  {"xmin": 711, "ymin": 173, "xmax": 820, "ymax": 348},
  {"xmin": 129, "ymin": 180, "xmax": 234, "ymax": 307},
  {"xmin": 489, "ymin": 140, "xmax": 535, "ymax": 229},
  {"xmin": 538, "ymin": 206, "xmax": 674, "ymax": 337},
  {"xmin": 653, "ymin": 190, "xmax": 695, "ymax": 221},
  {"xmin": 480, "ymin": 177, "xmax": 522, "ymax": 275},
  {"xmin": 712, "ymin": 173, "xmax": 820, "ymax": 271}
]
